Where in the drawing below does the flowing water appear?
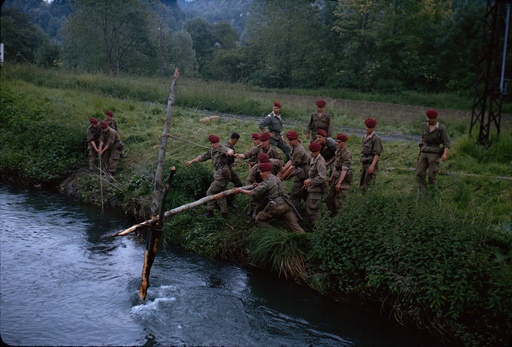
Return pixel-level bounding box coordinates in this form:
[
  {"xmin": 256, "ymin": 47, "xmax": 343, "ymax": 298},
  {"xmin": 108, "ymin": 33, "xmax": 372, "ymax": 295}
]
[{"xmin": 0, "ymin": 185, "xmax": 436, "ymax": 346}]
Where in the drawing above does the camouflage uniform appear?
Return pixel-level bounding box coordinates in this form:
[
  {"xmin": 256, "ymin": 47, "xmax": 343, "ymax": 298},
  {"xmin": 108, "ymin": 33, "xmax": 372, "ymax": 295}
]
[
  {"xmin": 258, "ymin": 112, "xmax": 291, "ymax": 161},
  {"xmin": 289, "ymin": 143, "xmax": 310, "ymax": 210},
  {"xmin": 326, "ymin": 146, "xmax": 352, "ymax": 216},
  {"xmin": 253, "ymin": 174, "xmax": 305, "ymax": 233},
  {"xmin": 320, "ymin": 137, "xmax": 337, "ymax": 173},
  {"xmin": 416, "ymin": 122, "xmax": 451, "ymax": 189},
  {"xmin": 359, "ymin": 132, "xmax": 382, "ymax": 191},
  {"xmin": 86, "ymin": 124, "xmax": 101, "ymax": 171},
  {"xmin": 243, "ymin": 144, "xmax": 283, "ymax": 172},
  {"xmin": 99, "ymin": 128, "xmax": 123, "ymax": 173},
  {"xmin": 198, "ymin": 145, "xmax": 232, "ymax": 214},
  {"xmin": 306, "ymin": 112, "xmax": 333, "ymax": 140},
  {"xmin": 224, "ymin": 140, "xmax": 243, "ymax": 207},
  {"xmin": 306, "ymin": 154, "xmax": 326, "ymax": 225}
]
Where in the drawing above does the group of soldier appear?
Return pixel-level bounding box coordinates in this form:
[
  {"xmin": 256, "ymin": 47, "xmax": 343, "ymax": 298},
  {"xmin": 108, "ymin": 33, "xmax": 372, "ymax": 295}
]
[
  {"xmin": 86, "ymin": 110, "xmax": 124, "ymax": 175},
  {"xmin": 186, "ymin": 100, "xmax": 451, "ymax": 233},
  {"xmin": 86, "ymin": 101, "xmax": 450, "ymax": 233}
]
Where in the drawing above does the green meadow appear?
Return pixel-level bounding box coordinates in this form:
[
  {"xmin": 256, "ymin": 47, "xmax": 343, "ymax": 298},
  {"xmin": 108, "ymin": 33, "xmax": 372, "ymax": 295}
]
[{"xmin": 1, "ymin": 65, "xmax": 511, "ymax": 346}]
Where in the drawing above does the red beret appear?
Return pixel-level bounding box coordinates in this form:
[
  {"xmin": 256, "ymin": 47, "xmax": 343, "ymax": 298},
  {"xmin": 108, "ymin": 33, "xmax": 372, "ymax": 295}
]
[
  {"xmin": 259, "ymin": 162, "xmax": 273, "ymax": 172},
  {"xmin": 251, "ymin": 132, "xmax": 260, "ymax": 140},
  {"xmin": 258, "ymin": 152, "xmax": 270, "ymax": 163},
  {"xmin": 364, "ymin": 118, "xmax": 377, "ymax": 128},
  {"xmin": 90, "ymin": 118, "xmax": 98, "ymax": 124},
  {"xmin": 316, "ymin": 99, "xmax": 326, "ymax": 107},
  {"xmin": 309, "ymin": 141, "xmax": 321, "ymax": 152},
  {"xmin": 285, "ymin": 130, "xmax": 299, "ymax": 140},
  {"xmin": 99, "ymin": 121, "xmax": 109, "ymax": 129},
  {"xmin": 208, "ymin": 134, "xmax": 220, "ymax": 143},
  {"xmin": 317, "ymin": 129, "xmax": 327, "ymax": 137},
  {"xmin": 336, "ymin": 133, "xmax": 349, "ymax": 142},
  {"xmin": 259, "ymin": 132, "xmax": 271, "ymax": 141},
  {"xmin": 273, "ymin": 101, "xmax": 281, "ymax": 108},
  {"xmin": 106, "ymin": 110, "xmax": 114, "ymax": 117},
  {"xmin": 426, "ymin": 109, "xmax": 438, "ymax": 119}
]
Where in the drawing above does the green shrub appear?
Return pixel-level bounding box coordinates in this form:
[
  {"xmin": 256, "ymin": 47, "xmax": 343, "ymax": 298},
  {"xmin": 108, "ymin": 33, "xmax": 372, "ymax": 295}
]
[{"xmin": 310, "ymin": 191, "xmax": 512, "ymax": 346}]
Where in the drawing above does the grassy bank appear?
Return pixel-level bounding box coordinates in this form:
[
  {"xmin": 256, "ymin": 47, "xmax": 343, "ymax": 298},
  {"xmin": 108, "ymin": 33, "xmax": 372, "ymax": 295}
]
[{"xmin": 1, "ymin": 65, "xmax": 511, "ymax": 346}]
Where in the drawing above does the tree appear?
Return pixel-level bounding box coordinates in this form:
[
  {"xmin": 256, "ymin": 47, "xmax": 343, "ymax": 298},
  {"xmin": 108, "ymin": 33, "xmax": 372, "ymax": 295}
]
[
  {"xmin": 0, "ymin": 8, "xmax": 59, "ymax": 67},
  {"xmin": 170, "ymin": 30, "xmax": 197, "ymax": 77},
  {"xmin": 183, "ymin": 17, "xmax": 216, "ymax": 73},
  {"xmin": 61, "ymin": 0, "xmax": 156, "ymax": 75},
  {"xmin": 243, "ymin": 0, "xmax": 329, "ymax": 88}
]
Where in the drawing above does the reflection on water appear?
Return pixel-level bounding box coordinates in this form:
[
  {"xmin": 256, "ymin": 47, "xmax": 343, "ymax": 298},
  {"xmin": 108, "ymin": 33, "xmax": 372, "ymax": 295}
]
[{"xmin": 0, "ymin": 185, "xmax": 436, "ymax": 346}]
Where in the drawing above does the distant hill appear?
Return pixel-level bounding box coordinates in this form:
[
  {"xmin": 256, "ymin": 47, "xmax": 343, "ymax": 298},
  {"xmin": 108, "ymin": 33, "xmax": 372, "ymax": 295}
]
[{"xmin": 177, "ymin": 0, "xmax": 252, "ymax": 33}]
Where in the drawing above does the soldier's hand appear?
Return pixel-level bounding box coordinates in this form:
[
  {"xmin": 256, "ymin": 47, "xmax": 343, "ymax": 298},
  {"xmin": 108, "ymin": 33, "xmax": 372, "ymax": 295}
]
[{"xmin": 335, "ymin": 184, "xmax": 341, "ymax": 192}]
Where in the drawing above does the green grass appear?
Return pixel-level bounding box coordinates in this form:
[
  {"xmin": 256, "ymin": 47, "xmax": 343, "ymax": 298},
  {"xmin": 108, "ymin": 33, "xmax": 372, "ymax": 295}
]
[{"xmin": 1, "ymin": 64, "xmax": 511, "ymax": 346}]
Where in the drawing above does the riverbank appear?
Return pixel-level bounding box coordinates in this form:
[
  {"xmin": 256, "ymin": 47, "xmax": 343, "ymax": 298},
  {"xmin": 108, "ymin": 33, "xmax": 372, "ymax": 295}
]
[{"xmin": 1, "ymin": 65, "xmax": 511, "ymax": 346}]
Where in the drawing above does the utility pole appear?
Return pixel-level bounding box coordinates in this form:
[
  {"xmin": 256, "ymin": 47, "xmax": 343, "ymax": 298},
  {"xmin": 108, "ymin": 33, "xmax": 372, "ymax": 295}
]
[{"xmin": 470, "ymin": 0, "xmax": 511, "ymax": 146}]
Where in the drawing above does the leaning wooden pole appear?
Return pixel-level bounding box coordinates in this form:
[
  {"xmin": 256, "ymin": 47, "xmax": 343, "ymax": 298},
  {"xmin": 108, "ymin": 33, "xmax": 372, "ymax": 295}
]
[
  {"xmin": 139, "ymin": 167, "xmax": 175, "ymax": 300},
  {"xmin": 139, "ymin": 68, "xmax": 180, "ymax": 300},
  {"xmin": 110, "ymin": 184, "xmax": 255, "ymax": 238}
]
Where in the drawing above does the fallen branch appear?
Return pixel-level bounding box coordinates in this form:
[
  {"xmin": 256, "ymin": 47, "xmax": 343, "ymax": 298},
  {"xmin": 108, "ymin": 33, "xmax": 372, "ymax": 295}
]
[{"xmin": 110, "ymin": 184, "xmax": 254, "ymax": 238}]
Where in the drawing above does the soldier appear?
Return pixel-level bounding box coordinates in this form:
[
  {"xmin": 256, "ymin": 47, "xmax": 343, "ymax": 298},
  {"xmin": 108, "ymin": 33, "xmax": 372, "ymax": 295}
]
[
  {"xmin": 86, "ymin": 118, "xmax": 101, "ymax": 172},
  {"xmin": 306, "ymin": 99, "xmax": 333, "ymax": 141},
  {"xmin": 359, "ymin": 117, "xmax": 382, "ymax": 192},
  {"xmin": 277, "ymin": 130, "xmax": 310, "ymax": 211},
  {"xmin": 224, "ymin": 132, "xmax": 243, "ymax": 208},
  {"xmin": 234, "ymin": 162, "xmax": 305, "ymax": 234},
  {"xmin": 326, "ymin": 134, "xmax": 352, "ymax": 217},
  {"xmin": 247, "ymin": 133, "xmax": 262, "ymax": 169},
  {"xmin": 416, "ymin": 109, "xmax": 451, "ymax": 190},
  {"xmin": 104, "ymin": 110, "xmax": 119, "ymax": 133},
  {"xmin": 302, "ymin": 141, "xmax": 326, "ymax": 226},
  {"xmin": 316, "ymin": 129, "xmax": 337, "ymax": 173},
  {"xmin": 258, "ymin": 101, "xmax": 291, "ymax": 161},
  {"xmin": 185, "ymin": 134, "xmax": 234, "ymax": 219},
  {"xmin": 246, "ymin": 152, "xmax": 271, "ymax": 221},
  {"xmin": 235, "ymin": 132, "xmax": 283, "ymax": 174},
  {"xmin": 98, "ymin": 121, "xmax": 123, "ymax": 175}
]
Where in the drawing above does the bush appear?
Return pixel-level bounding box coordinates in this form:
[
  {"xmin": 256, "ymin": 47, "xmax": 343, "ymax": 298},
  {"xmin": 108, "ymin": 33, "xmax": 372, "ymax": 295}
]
[{"xmin": 310, "ymin": 191, "xmax": 512, "ymax": 346}]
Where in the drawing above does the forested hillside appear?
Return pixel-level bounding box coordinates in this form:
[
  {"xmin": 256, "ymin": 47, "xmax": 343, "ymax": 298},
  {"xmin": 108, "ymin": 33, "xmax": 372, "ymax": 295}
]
[{"xmin": 1, "ymin": 0, "xmax": 510, "ymax": 98}]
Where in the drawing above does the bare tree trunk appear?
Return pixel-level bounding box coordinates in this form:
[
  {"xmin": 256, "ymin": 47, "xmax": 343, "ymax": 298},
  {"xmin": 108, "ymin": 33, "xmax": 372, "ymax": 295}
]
[{"xmin": 138, "ymin": 68, "xmax": 180, "ymax": 300}]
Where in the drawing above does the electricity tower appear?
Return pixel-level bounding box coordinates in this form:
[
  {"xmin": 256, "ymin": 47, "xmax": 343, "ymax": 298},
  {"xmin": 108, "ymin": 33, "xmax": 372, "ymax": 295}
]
[{"xmin": 470, "ymin": 0, "xmax": 511, "ymax": 146}]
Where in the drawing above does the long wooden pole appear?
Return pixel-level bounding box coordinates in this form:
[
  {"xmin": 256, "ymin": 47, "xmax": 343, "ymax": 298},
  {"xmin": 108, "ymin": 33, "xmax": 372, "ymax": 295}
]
[
  {"xmin": 109, "ymin": 184, "xmax": 254, "ymax": 238},
  {"xmin": 139, "ymin": 167, "xmax": 176, "ymax": 300},
  {"xmin": 138, "ymin": 68, "xmax": 180, "ymax": 300}
]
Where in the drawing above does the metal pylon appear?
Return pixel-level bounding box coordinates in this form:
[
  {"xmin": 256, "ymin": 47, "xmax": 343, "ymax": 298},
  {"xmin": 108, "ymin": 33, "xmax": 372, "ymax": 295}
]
[{"xmin": 470, "ymin": 0, "xmax": 511, "ymax": 146}]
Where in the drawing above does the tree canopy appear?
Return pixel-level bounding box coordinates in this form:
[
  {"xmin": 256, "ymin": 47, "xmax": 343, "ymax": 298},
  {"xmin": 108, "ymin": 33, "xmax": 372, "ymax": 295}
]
[{"xmin": 1, "ymin": 0, "xmax": 509, "ymax": 94}]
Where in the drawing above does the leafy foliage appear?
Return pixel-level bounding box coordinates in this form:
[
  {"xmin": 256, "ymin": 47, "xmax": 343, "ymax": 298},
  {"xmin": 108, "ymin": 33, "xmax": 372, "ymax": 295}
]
[{"xmin": 310, "ymin": 191, "xmax": 512, "ymax": 346}]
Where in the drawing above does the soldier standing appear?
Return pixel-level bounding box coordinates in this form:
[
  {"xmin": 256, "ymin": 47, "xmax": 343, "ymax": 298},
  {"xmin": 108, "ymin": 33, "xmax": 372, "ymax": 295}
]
[
  {"xmin": 104, "ymin": 110, "xmax": 118, "ymax": 133},
  {"xmin": 86, "ymin": 118, "xmax": 101, "ymax": 172},
  {"xmin": 258, "ymin": 101, "xmax": 291, "ymax": 161},
  {"xmin": 326, "ymin": 134, "xmax": 352, "ymax": 217},
  {"xmin": 416, "ymin": 109, "xmax": 451, "ymax": 190},
  {"xmin": 98, "ymin": 121, "xmax": 123, "ymax": 175},
  {"xmin": 235, "ymin": 132, "xmax": 283, "ymax": 174},
  {"xmin": 224, "ymin": 132, "xmax": 243, "ymax": 208},
  {"xmin": 185, "ymin": 135, "xmax": 234, "ymax": 219},
  {"xmin": 277, "ymin": 130, "xmax": 310, "ymax": 211},
  {"xmin": 316, "ymin": 129, "xmax": 337, "ymax": 173},
  {"xmin": 306, "ymin": 99, "xmax": 333, "ymax": 141},
  {"xmin": 234, "ymin": 163, "xmax": 305, "ymax": 234},
  {"xmin": 302, "ymin": 141, "xmax": 326, "ymax": 226},
  {"xmin": 359, "ymin": 118, "xmax": 382, "ymax": 192}
]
